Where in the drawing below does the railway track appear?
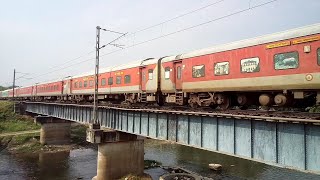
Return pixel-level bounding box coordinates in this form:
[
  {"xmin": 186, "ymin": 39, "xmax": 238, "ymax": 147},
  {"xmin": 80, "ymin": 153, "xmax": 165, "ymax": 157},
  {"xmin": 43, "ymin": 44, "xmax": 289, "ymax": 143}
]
[{"xmin": 22, "ymin": 101, "xmax": 320, "ymax": 124}]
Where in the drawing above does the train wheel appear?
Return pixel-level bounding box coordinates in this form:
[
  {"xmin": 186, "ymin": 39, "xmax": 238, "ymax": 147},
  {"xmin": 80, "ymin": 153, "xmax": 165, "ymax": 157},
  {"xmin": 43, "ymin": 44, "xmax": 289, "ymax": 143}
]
[
  {"xmin": 237, "ymin": 94, "xmax": 248, "ymax": 106},
  {"xmin": 274, "ymin": 93, "xmax": 292, "ymax": 106},
  {"xmin": 215, "ymin": 94, "xmax": 231, "ymax": 110},
  {"xmin": 190, "ymin": 102, "xmax": 199, "ymax": 108},
  {"xmin": 259, "ymin": 94, "xmax": 273, "ymax": 106}
]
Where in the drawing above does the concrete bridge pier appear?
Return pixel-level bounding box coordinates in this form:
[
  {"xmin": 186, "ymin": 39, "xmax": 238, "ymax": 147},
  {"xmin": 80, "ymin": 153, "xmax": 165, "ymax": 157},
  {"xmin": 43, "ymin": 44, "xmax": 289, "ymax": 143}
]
[
  {"xmin": 88, "ymin": 130, "xmax": 144, "ymax": 180},
  {"xmin": 34, "ymin": 116, "xmax": 71, "ymax": 145}
]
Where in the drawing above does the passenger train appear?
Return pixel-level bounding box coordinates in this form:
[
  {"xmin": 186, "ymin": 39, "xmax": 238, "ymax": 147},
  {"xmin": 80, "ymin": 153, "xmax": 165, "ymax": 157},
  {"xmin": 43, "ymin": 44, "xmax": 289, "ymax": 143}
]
[{"xmin": 1, "ymin": 23, "xmax": 320, "ymax": 109}]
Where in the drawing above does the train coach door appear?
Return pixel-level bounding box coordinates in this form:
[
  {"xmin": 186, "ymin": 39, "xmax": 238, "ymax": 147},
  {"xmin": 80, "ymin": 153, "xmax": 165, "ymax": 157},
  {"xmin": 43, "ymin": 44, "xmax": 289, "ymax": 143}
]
[
  {"xmin": 140, "ymin": 66, "xmax": 147, "ymax": 91},
  {"xmin": 174, "ymin": 61, "xmax": 182, "ymax": 90},
  {"xmin": 63, "ymin": 80, "xmax": 71, "ymax": 94}
]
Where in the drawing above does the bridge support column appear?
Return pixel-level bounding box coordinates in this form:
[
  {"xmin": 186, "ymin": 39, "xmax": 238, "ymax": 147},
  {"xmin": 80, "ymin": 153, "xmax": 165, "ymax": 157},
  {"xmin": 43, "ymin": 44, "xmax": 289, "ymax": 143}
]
[
  {"xmin": 14, "ymin": 102, "xmax": 26, "ymax": 115},
  {"xmin": 35, "ymin": 116, "xmax": 71, "ymax": 145},
  {"xmin": 88, "ymin": 130, "xmax": 144, "ymax": 180}
]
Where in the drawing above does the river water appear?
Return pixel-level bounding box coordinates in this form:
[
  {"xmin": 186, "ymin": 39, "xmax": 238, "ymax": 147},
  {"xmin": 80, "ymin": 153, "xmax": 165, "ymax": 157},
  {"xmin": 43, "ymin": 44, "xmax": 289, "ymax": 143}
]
[{"xmin": 0, "ymin": 139, "xmax": 319, "ymax": 180}]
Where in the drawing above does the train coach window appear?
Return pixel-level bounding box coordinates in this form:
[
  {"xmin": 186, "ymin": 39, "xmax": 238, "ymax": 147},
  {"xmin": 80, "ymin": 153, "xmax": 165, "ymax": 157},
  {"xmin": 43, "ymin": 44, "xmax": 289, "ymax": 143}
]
[
  {"xmin": 101, "ymin": 78, "xmax": 106, "ymax": 86},
  {"xmin": 84, "ymin": 81, "xmax": 88, "ymax": 87},
  {"xmin": 108, "ymin": 77, "xmax": 113, "ymax": 85},
  {"xmin": 148, "ymin": 69, "xmax": 153, "ymax": 80},
  {"xmin": 274, "ymin": 51, "xmax": 299, "ymax": 70},
  {"xmin": 165, "ymin": 67, "xmax": 170, "ymax": 79},
  {"xmin": 116, "ymin": 76, "xmax": 122, "ymax": 84},
  {"xmin": 192, "ymin": 65, "xmax": 205, "ymax": 78},
  {"xmin": 124, "ymin": 75, "xmax": 131, "ymax": 84},
  {"xmin": 214, "ymin": 62, "xmax": 229, "ymax": 76},
  {"xmin": 74, "ymin": 82, "xmax": 78, "ymax": 89},
  {"xmin": 89, "ymin": 80, "xmax": 94, "ymax": 87},
  {"xmin": 317, "ymin": 48, "xmax": 320, "ymax": 65},
  {"xmin": 241, "ymin": 57, "xmax": 260, "ymax": 73},
  {"xmin": 177, "ymin": 66, "xmax": 181, "ymax": 79}
]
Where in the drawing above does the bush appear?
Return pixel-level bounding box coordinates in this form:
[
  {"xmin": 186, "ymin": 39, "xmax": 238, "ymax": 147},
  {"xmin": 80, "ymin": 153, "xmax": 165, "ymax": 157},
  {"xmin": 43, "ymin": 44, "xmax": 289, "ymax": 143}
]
[{"xmin": 0, "ymin": 101, "xmax": 14, "ymax": 120}]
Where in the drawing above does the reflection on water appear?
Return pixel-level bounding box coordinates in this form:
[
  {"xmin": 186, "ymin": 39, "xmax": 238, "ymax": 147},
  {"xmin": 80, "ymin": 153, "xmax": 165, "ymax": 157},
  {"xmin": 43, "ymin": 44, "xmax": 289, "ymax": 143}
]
[
  {"xmin": 1, "ymin": 139, "xmax": 320, "ymax": 180},
  {"xmin": 144, "ymin": 140, "xmax": 320, "ymax": 180}
]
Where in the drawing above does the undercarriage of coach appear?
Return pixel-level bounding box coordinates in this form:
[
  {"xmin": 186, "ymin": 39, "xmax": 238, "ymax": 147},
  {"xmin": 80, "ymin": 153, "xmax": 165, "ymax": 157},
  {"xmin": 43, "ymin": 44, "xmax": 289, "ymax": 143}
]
[{"xmin": 184, "ymin": 90, "xmax": 320, "ymax": 110}]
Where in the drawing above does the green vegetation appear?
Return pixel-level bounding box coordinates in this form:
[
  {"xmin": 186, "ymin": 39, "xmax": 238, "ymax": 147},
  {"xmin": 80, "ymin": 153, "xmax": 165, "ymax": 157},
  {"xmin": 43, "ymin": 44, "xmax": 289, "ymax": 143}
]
[
  {"xmin": 0, "ymin": 85, "xmax": 18, "ymax": 91},
  {"xmin": 0, "ymin": 101, "xmax": 40, "ymax": 133},
  {"xmin": 71, "ymin": 124, "xmax": 88, "ymax": 145},
  {"xmin": 0, "ymin": 133, "xmax": 42, "ymax": 153},
  {"xmin": 144, "ymin": 159, "xmax": 162, "ymax": 169},
  {"xmin": 307, "ymin": 105, "xmax": 320, "ymax": 113},
  {"xmin": 0, "ymin": 86, "xmax": 9, "ymax": 91}
]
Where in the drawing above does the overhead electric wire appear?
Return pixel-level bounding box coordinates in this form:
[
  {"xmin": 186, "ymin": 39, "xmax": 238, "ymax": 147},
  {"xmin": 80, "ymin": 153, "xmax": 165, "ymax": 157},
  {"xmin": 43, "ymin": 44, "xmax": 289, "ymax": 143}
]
[
  {"xmin": 17, "ymin": 0, "xmax": 278, "ymax": 86},
  {"xmin": 99, "ymin": 0, "xmax": 278, "ymax": 57},
  {"xmin": 129, "ymin": 0, "xmax": 227, "ymax": 35},
  {"xmin": 15, "ymin": 0, "xmax": 229, "ymax": 85},
  {"xmin": 48, "ymin": 50, "xmax": 95, "ymax": 70}
]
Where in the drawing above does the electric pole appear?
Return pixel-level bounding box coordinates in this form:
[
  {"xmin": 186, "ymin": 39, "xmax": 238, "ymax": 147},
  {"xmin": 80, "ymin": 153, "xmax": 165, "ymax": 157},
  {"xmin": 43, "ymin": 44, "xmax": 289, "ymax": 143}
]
[
  {"xmin": 91, "ymin": 26, "xmax": 126, "ymax": 129},
  {"xmin": 92, "ymin": 26, "xmax": 101, "ymax": 129},
  {"xmin": 12, "ymin": 69, "xmax": 16, "ymax": 100}
]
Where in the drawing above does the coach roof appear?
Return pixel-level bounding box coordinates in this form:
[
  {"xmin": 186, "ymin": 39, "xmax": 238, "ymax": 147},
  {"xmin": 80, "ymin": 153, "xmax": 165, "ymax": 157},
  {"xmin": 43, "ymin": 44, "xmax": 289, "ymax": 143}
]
[{"xmin": 162, "ymin": 23, "xmax": 320, "ymax": 63}]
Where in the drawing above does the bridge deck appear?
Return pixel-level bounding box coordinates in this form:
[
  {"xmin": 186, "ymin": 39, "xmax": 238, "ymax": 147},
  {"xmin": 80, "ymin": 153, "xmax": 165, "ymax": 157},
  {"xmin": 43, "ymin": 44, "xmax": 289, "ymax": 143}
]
[{"xmin": 24, "ymin": 102, "xmax": 320, "ymax": 173}]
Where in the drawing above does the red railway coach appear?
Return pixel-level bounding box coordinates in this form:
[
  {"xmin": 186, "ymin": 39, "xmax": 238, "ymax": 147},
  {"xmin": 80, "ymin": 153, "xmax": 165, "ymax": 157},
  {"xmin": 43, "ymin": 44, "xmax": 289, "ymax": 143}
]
[
  {"xmin": 70, "ymin": 58, "xmax": 159, "ymax": 103},
  {"xmin": 160, "ymin": 23, "xmax": 320, "ymax": 109},
  {"xmin": 15, "ymin": 86, "xmax": 33, "ymax": 99},
  {"xmin": 35, "ymin": 81, "xmax": 63, "ymax": 101}
]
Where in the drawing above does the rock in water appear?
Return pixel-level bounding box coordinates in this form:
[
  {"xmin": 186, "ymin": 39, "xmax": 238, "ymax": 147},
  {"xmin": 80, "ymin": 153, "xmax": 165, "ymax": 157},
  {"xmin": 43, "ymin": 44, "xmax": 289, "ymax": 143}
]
[{"xmin": 208, "ymin": 164, "xmax": 222, "ymax": 171}]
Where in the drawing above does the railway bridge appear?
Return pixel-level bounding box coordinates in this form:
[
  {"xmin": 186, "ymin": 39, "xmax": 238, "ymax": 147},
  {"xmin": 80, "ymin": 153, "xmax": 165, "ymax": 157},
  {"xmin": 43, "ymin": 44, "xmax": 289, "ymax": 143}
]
[{"xmin": 16, "ymin": 102, "xmax": 320, "ymax": 179}]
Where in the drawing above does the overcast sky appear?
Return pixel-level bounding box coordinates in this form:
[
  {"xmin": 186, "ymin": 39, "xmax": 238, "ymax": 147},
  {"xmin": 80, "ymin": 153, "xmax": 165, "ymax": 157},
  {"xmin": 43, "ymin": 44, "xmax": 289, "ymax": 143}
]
[{"xmin": 0, "ymin": 0, "xmax": 319, "ymax": 87}]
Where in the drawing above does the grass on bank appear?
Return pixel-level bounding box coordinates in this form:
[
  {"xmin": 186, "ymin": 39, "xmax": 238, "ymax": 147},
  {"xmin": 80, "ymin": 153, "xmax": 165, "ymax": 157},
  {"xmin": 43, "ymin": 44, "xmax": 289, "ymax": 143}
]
[
  {"xmin": 0, "ymin": 101, "xmax": 40, "ymax": 133},
  {"xmin": 0, "ymin": 133, "xmax": 42, "ymax": 153}
]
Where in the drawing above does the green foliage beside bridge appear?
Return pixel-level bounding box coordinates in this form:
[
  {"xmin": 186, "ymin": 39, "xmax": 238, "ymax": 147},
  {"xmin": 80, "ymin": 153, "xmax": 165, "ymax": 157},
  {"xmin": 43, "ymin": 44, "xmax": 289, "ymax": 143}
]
[{"xmin": 0, "ymin": 101, "xmax": 40, "ymax": 133}]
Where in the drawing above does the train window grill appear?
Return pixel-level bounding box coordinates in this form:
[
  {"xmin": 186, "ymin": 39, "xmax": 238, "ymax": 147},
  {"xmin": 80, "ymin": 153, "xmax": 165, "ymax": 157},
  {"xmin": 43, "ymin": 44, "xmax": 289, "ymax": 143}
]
[
  {"xmin": 124, "ymin": 75, "xmax": 131, "ymax": 84},
  {"xmin": 317, "ymin": 48, "xmax": 320, "ymax": 65},
  {"xmin": 142, "ymin": 72, "xmax": 146, "ymax": 82},
  {"xmin": 241, "ymin": 57, "xmax": 260, "ymax": 73},
  {"xmin": 148, "ymin": 69, "xmax": 153, "ymax": 80},
  {"xmin": 84, "ymin": 81, "xmax": 88, "ymax": 87},
  {"xmin": 274, "ymin": 51, "xmax": 299, "ymax": 70},
  {"xmin": 177, "ymin": 66, "xmax": 181, "ymax": 79},
  {"xmin": 165, "ymin": 67, "xmax": 170, "ymax": 79},
  {"xmin": 192, "ymin": 65, "xmax": 205, "ymax": 78},
  {"xmin": 116, "ymin": 76, "xmax": 122, "ymax": 84},
  {"xmin": 79, "ymin": 81, "xmax": 82, "ymax": 88},
  {"xmin": 89, "ymin": 80, "xmax": 94, "ymax": 87},
  {"xmin": 214, "ymin": 62, "xmax": 229, "ymax": 76},
  {"xmin": 108, "ymin": 77, "xmax": 113, "ymax": 85},
  {"xmin": 101, "ymin": 78, "xmax": 106, "ymax": 86},
  {"xmin": 74, "ymin": 82, "xmax": 78, "ymax": 89}
]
